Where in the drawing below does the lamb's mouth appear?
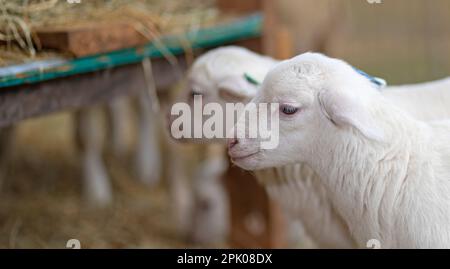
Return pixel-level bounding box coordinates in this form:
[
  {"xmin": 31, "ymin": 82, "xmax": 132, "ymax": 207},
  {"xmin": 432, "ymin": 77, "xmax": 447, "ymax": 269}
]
[{"xmin": 230, "ymin": 151, "xmax": 260, "ymax": 162}]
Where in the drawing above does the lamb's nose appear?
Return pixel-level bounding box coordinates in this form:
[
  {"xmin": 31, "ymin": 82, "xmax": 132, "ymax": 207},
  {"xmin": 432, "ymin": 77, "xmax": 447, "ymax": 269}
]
[{"xmin": 227, "ymin": 138, "xmax": 239, "ymax": 149}]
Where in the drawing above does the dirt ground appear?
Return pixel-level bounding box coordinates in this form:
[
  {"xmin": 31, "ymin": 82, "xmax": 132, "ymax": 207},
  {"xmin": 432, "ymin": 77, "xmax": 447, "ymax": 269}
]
[{"xmin": 0, "ymin": 110, "xmax": 214, "ymax": 249}]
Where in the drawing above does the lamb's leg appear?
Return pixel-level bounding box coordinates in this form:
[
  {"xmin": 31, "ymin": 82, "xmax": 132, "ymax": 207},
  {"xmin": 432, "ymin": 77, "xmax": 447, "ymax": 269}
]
[
  {"xmin": 166, "ymin": 140, "xmax": 193, "ymax": 238},
  {"xmin": 106, "ymin": 98, "xmax": 130, "ymax": 158},
  {"xmin": 75, "ymin": 107, "xmax": 113, "ymax": 207},
  {"xmin": 134, "ymin": 87, "xmax": 161, "ymax": 186},
  {"xmin": 189, "ymin": 145, "xmax": 229, "ymax": 245}
]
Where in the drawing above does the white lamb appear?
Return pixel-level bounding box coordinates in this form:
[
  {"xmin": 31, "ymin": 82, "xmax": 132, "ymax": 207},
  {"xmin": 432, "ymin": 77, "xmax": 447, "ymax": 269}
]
[
  {"xmin": 177, "ymin": 46, "xmax": 450, "ymax": 248},
  {"xmin": 179, "ymin": 46, "xmax": 450, "ymax": 248},
  {"xmin": 383, "ymin": 77, "xmax": 450, "ymax": 121},
  {"xmin": 260, "ymin": 76, "xmax": 450, "ymax": 248},
  {"xmin": 229, "ymin": 52, "xmax": 450, "ymax": 248},
  {"xmin": 168, "ymin": 46, "xmax": 279, "ymax": 244}
]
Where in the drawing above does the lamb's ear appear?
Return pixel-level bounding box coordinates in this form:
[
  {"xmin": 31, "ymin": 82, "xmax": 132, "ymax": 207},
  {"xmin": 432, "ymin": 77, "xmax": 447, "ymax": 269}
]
[
  {"xmin": 317, "ymin": 89, "xmax": 384, "ymax": 141},
  {"xmin": 217, "ymin": 75, "xmax": 258, "ymax": 102}
]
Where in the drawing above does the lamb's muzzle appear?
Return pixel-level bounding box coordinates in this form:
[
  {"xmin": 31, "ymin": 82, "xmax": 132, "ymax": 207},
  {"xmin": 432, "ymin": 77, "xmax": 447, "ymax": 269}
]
[{"xmin": 227, "ymin": 138, "xmax": 238, "ymax": 149}]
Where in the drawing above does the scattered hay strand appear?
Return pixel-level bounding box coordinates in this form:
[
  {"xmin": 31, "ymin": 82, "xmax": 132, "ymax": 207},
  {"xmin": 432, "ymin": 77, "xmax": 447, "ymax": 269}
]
[{"xmin": 0, "ymin": 0, "xmax": 220, "ymax": 66}]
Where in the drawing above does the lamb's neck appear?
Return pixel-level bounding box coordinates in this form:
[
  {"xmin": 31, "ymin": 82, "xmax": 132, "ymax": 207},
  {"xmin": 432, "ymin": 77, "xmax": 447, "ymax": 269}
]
[
  {"xmin": 255, "ymin": 164, "xmax": 357, "ymax": 248},
  {"xmin": 309, "ymin": 105, "xmax": 427, "ymax": 245}
]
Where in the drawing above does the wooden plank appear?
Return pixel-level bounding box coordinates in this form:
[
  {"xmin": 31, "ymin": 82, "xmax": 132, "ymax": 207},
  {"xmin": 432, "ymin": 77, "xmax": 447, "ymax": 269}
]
[
  {"xmin": 0, "ymin": 56, "xmax": 186, "ymax": 128},
  {"xmin": 36, "ymin": 23, "xmax": 148, "ymax": 57},
  {"xmin": 217, "ymin": 0, "xmax": 262, "ymax": 14}
]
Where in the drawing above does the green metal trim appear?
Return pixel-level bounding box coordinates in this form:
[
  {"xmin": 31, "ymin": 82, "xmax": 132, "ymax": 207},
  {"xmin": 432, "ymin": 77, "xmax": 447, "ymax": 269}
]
[{"xmin": 0, "ymin": 13, "xmax": 263, "ymax": 89}]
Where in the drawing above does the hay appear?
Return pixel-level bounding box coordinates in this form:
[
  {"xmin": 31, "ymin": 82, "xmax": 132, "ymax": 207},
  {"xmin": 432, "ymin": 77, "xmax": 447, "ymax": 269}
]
[{"xmin": 0, "ymin": 0, "xmax": 219, "ymax": 65}]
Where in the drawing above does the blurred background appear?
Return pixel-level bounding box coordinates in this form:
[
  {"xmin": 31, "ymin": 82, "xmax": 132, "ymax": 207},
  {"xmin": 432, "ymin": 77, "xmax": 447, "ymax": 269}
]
[
  {"xmin": 277, "ymin": 0, "xmax": 450, "ymax": 84},
  {"xmin": 0, "ymin": 0, "xmax": 449, "ymax": 248}
]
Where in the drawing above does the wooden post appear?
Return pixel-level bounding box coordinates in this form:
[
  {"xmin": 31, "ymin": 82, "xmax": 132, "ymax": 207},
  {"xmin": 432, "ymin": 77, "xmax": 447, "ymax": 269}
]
[
  {"xmin": 224, "ymin": 166, "xmax": 287, "ymax": 248},
  {"xmin": 262, "ymin": 0, "xmax": 294, "ymax": 59},
  {"xmin": 217, "ymin": 0, "xmax": 294, "ymax": 249}
]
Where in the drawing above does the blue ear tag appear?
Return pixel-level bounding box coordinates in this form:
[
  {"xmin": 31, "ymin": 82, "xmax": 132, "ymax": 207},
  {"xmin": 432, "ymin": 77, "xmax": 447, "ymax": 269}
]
[
  {"xmin": 352, "ymin": 67, "xmax": 387, "ymax": 89},
  {"xmin": 244, "ymin": 73, "xmax": 261, "ymax": 86}
]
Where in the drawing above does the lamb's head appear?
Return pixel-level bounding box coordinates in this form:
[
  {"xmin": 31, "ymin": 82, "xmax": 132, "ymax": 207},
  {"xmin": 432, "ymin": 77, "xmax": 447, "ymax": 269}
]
[
  {"xmin": 169, "ymin": 46, "xmax": 277, "ymax": 142},
  {"xmin": 228, "ymin": 52, "xmax": 384, "ymax": 170}
]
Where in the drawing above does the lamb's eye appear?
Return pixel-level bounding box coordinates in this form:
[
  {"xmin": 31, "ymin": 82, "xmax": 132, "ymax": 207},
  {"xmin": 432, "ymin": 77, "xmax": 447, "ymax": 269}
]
[{"xmin": 280, "ymin": 105, "xmax": 299, "ymax": 115}]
